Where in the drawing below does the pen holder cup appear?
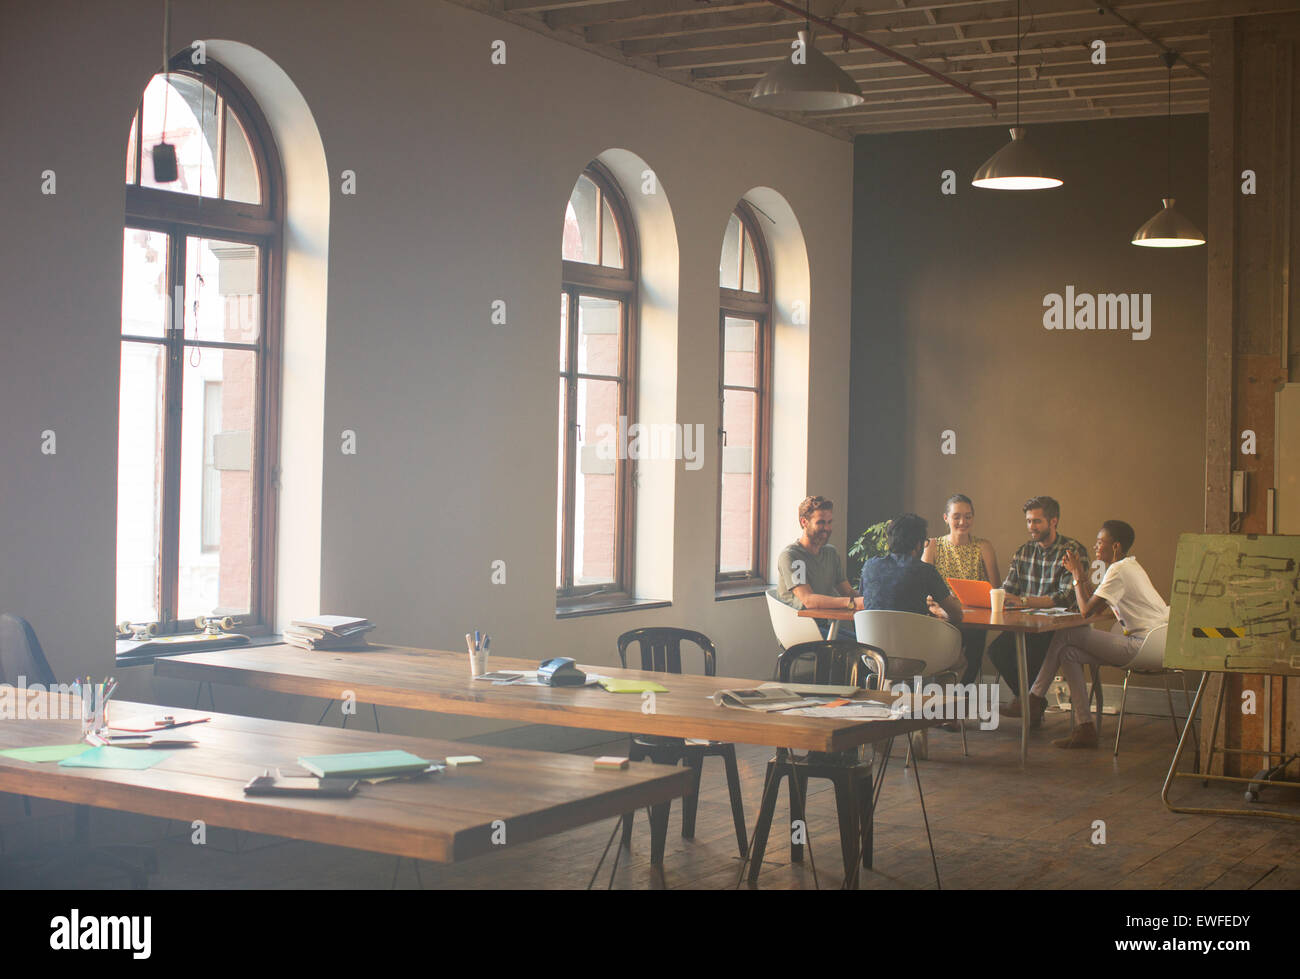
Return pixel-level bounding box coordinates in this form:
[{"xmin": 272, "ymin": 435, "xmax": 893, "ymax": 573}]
[
  {"xmin": 469, "ymin": 649, "xmax": 488, "ymax": 677},
  {"xmin": 80, "ymin": 688, "xmax": 109, "ymax": 740}
]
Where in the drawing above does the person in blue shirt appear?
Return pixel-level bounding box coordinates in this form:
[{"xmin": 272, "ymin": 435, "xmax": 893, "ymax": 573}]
[
  {"xmin": 860, "ymin": 513, "xmax": 965, "ymax": 730},
  {"xmin": 860, "ymin": 513, "xmax": 964, "ymax": 623}
]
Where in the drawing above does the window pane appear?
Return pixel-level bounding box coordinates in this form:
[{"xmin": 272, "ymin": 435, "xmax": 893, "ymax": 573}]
[
  {"xmin": 575, "ymin": 378, "xmax": 620, "ymax": 586},
  {"xmin": 562, "ymin": 175, "xmax": 600, "ymax": 264},
  {"xmin": 184, "ymin": 236, "xmax": 260, "ymax": 343},
  {"xmin": 577, "ymin": 295, "xmax": 621, "ymax": 375},
  {"xmin": 126, "ymin": 111, "xmax": 138, "ymax": 183},
  {"xmin": 222, "ymin": 105, "xmax": 261, "ymax": 204},
  {"xmin": 742, "ymin": 228, "xmax": 760, "ymax": 293},
  {"xmin": 116, "ymin": 341, "xmax": 166, "ymax": 624},
  {"xmin": 719, "ymin": 213, "xmax": 741, "ymax": 289},
  {"xmin": 723, "ymin": 317, "xmax": 756, "ymax": 386},
  {"xmin": 559, "ymin": 292, "xmax": 569, "ymax": 370},
  {"xmin": 122, "ymin": 229, "xmax": 170, "ymax": 338},
  {"xmin": 177, "ymin": 347, "xmax": 256, "ymax": 619},
  {"xmin": 600, "ymin": 197, "xmax": 624, "ymax": 269},
  {"xmin": 557, "ymin": 379, "xmax": 566, "ymax": 589},
  {"xmin": 140, "ymin": 73, "xmax": 219, "ymax": 195},
  {"xmin": 719, "ymin": 388, "xmax": 757, "ymax": 574}
]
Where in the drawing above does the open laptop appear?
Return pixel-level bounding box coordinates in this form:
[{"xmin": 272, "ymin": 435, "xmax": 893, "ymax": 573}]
[{"xmin": 946, "ymin": 578, "xmax": 993, "ymax": 608}]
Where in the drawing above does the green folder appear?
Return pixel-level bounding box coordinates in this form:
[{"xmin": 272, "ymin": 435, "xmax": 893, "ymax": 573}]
[
  {"xmin": 297, "ymin": 750, "xmax": 432, "ymax": 778},
  {"xmin": 58, "ymin": 746, "xmax": 172, "ymax": 770},
  {"xmin": 599, "ymin": 678, "xmax": 669, "ymax": 694},
  {"xmin": 0, "ymin": 744, "xmax": 93, "ymax": 763}
]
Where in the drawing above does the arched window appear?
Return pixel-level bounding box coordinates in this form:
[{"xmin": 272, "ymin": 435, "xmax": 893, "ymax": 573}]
[
  {"xmin": 716, "ymin": 202, "xmax": 773, "ymax": 592},
  {"xmin": 557, "ymin": 163, "xmax": 638, "ymax": 607},
  {"xmin": 118, "ymin": 57, "xmax": 283, "ymax": 633}
]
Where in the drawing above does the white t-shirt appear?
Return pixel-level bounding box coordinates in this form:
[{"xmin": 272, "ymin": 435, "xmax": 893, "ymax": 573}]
[{"xmin": 1093, "ymin": 556, "xmax": 1169, "ymax": 638}]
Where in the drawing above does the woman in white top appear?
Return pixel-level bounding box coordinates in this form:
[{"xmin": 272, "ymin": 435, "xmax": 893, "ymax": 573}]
[{"xmin": 1025, "ymin": 520, "xmax": 1169, "ymax": 749}]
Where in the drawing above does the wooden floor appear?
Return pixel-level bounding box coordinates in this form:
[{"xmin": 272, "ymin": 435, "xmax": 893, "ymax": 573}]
[{"xmin": 4, "ymin": 707, "xmax": 1299, "ymax": 889}]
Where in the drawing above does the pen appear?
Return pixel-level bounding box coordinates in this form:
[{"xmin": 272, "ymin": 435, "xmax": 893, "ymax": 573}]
[
  {"xmin": 482, "ymin": 635, "xmax": 490, "ymax": 653},
  {"xmin": 474, "ymin": 630, "xmax": 481, "ymax": 651},
  {"xmin": 465, "ymin": 633, "xmax": 475, "ymax": 656}
]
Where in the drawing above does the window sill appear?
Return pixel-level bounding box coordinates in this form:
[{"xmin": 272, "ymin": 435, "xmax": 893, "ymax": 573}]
[
  {"xmin": 714, "ymin": 580, "xmax": 770, "ymax": 601},
  {"xmin": 556, "ymin": 598, "xmax": 671, "ymax": 620},
  {"xmin": 114, "ymin": 631, "xmax": 284, "ymax": 667}
]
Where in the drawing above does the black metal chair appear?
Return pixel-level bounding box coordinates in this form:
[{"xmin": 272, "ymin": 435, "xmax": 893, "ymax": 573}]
[
  {"xmin": 746, "ymin": 639, "xmax": 890, "ymax": 887},
  {"xmin": 616, "ymin": 627, "xmax": 747, "ymax": 858},
  {"xmin": 0, "ymin": 614, "xmax": 157, "ymax": 888}
]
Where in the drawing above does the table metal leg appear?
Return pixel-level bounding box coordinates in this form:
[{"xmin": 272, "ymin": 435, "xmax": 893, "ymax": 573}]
[
  {"xmin": 648, "ymin": 801, "xmax": 670, "ymax": 889},
  {"xmin": 827, "ymin": 619, "xmax": 841, "ymax": 640},
  {"xmin": 1016, "ymin": 633, "xmax": 1029, "ymax": 768}
]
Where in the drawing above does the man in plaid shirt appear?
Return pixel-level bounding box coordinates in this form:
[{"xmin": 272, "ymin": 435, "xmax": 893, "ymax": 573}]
[{"xmin": 990, "ymin": 496, "xmax": 1090, "ymax": 727}]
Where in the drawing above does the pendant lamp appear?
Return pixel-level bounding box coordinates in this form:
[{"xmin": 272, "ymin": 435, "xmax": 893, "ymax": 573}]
[
  {"xmin": 750, "ymin": 3, "xmax": 863, "ymax": 112},
  {"xmin": 971, "ymin": 0, "xmax": 1061, "ymax": 190},
  {"xmin": 1131, "ymin": 52, "xmax": 1205, "ymax": 248},
  {"xmin": 152, "ymin": 0, "xmax": 179, "ymax": 183}
]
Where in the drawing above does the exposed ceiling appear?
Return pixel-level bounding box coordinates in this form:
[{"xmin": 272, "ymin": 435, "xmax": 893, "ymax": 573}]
[{"xmin": 447, "ymin": 0, "xmax": 1300, "ymax": 140}]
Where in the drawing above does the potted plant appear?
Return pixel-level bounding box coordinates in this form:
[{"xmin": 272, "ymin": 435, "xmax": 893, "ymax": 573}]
[{"xmin": 847, "ymin": 520, "xmax": 891, "ymax": 583}]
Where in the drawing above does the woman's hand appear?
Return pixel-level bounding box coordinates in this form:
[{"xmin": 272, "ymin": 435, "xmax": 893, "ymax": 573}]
[{"xmin": 1061, "ymin": 547, "xmax": 1085, "ymax": 580}]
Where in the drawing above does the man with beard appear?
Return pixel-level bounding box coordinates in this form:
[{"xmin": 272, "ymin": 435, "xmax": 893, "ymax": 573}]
[
  {"xmin": 776, "ymin": 496, "xmax": 862, "ymax": 638},
  {"xmin": 989, "ymin": 496, "xmax": 1090, "ymax": 728}
]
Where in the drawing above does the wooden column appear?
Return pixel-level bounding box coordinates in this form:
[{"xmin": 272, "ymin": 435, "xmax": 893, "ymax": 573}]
[{"xmin": 1205, "ymin": 14, "xmax": 1300, "ymax": 776}]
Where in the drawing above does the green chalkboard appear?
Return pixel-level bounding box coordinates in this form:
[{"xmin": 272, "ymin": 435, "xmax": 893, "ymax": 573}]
[{"xmin": 1166, "ymin": 533, "xmax": 1300, "ymax": 676}]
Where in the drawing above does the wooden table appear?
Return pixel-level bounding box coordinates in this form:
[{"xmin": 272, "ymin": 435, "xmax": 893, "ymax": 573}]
[
  {"xmin": 800, "ymin": 606, "xmax": 1108, "ymax": 766},
  {"xmin": 155, "ymin": 644, "xmax": 941, "ymax": 887},
  {"xmin": 0, "ymin": 694, "xmax": 693, "ymax": 879},
  {"xmin": 155, "ymin": 645, "xmax": 933, "ymax": 753}
]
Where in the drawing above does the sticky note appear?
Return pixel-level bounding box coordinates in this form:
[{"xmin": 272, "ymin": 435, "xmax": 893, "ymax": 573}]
[
  {"xmin": 445, "ymin": 755, "xmax": 482, "ymax": 767},
  {"xmin": 594, "ymin": 756, "xmax": 629, "ymax": 770},
  {"xmin": 598, "ymin": 678, "xmax": 669, "ymax": 694}
]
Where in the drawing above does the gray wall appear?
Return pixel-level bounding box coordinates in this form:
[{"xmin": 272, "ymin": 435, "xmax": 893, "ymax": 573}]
[
  {"xmin": 849, "ymin": 116, "xmax": 1209, "ymax": 601},
  {"xmin": 0, "ymin": 1, "xmax": 853, "ymax": 734}
]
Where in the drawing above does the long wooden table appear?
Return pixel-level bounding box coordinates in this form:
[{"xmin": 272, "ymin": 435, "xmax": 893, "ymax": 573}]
[
  {"xmin": 155, "ymin": 644, "xmax": 941, "ymax": 887},
  {"xmin": 801, "ymin": 606, "xmax": 1109, "ymax": 766},
  {"xmin": 155, "ymin": 645, "xmax": 932, "ymax": 753},
  {"xmin": 0, "ymin": 694, "xmax": 693, "ymax": 880}
]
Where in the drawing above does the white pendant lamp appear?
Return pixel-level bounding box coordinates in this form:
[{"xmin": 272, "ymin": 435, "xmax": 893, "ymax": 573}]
[
  {"xmin": 750, "ymin": 4, "xmax": 863, "ymax": 112},
  {"xmin": 971, "ymin": 0, "xmax": 1061, "ymax": 190},
  {"xmin": 1131, "ymin": 52, "xmax": 1205, "ymax": 248}
]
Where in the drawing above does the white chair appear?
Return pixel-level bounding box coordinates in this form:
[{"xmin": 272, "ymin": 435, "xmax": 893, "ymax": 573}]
[
  {"xmin": 1113, "ymin": 623, "xmax": 1199, "ymax": 762},
  {"xmin": 853, "ymin": 610, "xmax": 965, "ymax": 758},
  {"xmin": 765, "ymin": 590, "xmax": 825, "ymax": 651}
]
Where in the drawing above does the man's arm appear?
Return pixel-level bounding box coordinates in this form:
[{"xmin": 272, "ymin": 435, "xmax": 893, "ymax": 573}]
[
  {"xmin": 792, "ymin": 584, "xmax": 861, "ymax": 611},
  {"xmin": 934, "ymin": 592, "xmax": 964, "ymax": 623}
]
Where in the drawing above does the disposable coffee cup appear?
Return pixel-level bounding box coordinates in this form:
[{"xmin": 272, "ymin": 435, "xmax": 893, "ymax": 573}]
[
  {"xmin": 470, "ymin": 649, "xmax": 488, "ymax": 677},
  {"xmin": 989, "ymin": 588, "xmax": 1006, "ymax": 618}
]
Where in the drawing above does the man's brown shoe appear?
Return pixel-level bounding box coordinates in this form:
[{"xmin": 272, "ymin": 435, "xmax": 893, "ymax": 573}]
[
  {"xmin": 1003, "ymin": 694, "xmax": 1047, "ymax": 729},
  {"xmin": 1053, "ymin": 722, "xmax": 1098, "ymax": 749}
]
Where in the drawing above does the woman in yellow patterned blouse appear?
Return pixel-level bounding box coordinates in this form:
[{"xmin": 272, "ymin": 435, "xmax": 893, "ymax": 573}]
[{"xmin": 922, "ymin": 494, "xmax": 1001, "ymax": 687}]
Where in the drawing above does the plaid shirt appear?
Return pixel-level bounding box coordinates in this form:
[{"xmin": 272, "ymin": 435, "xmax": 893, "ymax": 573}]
[{"xmin": 1002, "ymin": 533, "xmax": 1089, "ymax": 608}]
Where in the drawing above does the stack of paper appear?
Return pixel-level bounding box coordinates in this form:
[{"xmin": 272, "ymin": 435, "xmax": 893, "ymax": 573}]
[{"xmin": 284, "ymin": 615, "xmax": 376, "ymax": 650}]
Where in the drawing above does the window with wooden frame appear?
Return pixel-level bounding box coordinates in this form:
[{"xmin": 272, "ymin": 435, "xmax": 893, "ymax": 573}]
[
  {"xmin": 716, "ymin": 203, "xmax": 773, "ymax": 596},
  {"xmin": 557, "ymin": 163, "xmax": 639, "ymax": 610},
  {"xmin": 118, "ymin": 57, "xmax": 283, "ymax": 637}
]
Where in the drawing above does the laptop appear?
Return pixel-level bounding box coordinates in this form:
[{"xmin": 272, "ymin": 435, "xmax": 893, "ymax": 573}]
[{"xmin": 946, "ymin": 578, "xmax": 993, "ymax": 608}]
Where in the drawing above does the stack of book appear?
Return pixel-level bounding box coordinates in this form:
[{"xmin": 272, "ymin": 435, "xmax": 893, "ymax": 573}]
[{"xmin": 284, "ymin": 615, "xmax": 376, "ymax": 650}]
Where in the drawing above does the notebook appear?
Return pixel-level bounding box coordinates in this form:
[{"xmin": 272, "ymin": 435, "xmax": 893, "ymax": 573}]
[
  {"xmin": 946, "ymin": 577, "xmax": 993, "ymax": 608},
  {"xmin": 297, "ymin": 749, "xmax": 432, "ymax": 779}
]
